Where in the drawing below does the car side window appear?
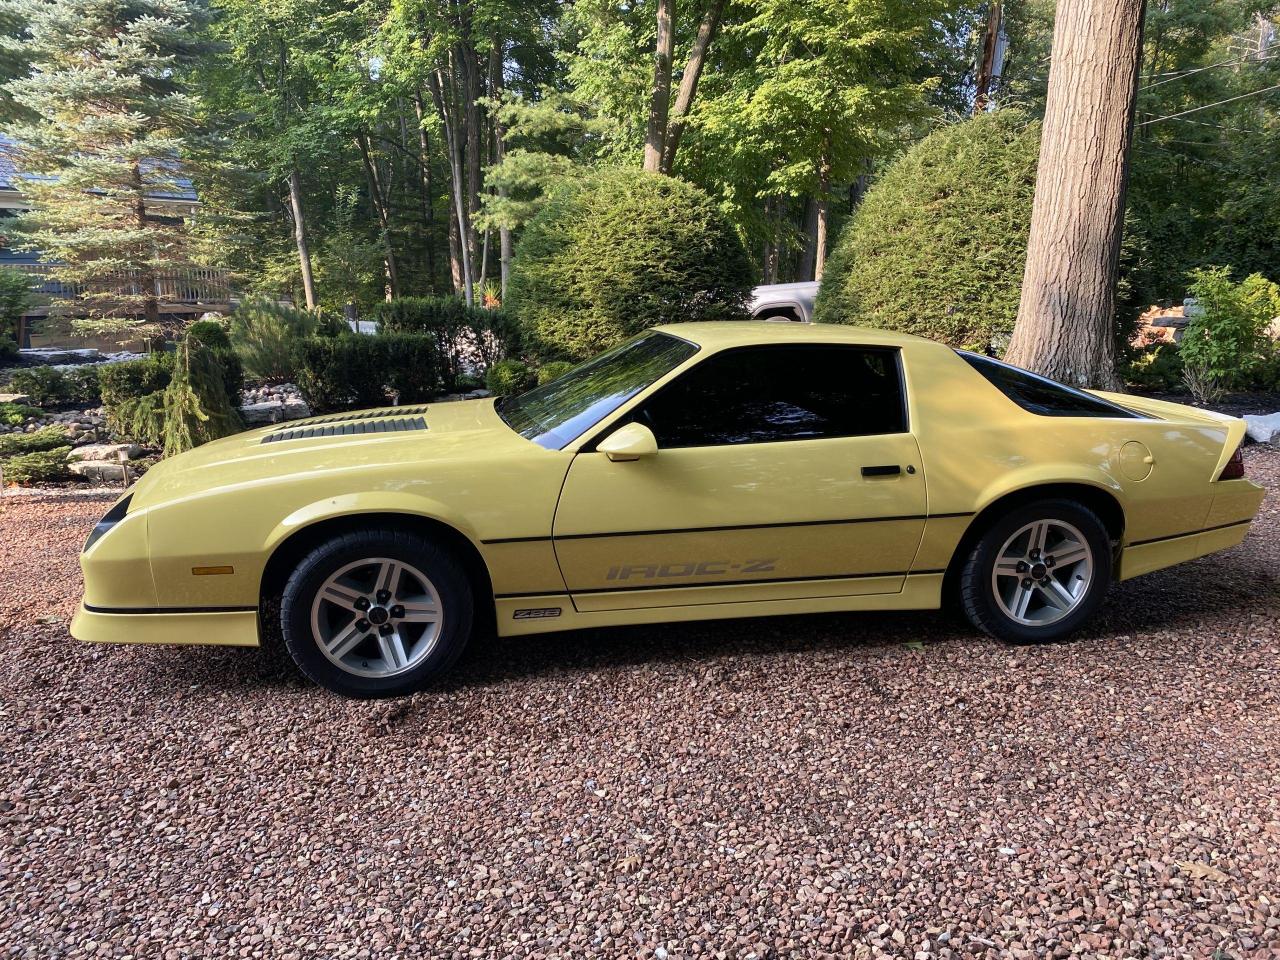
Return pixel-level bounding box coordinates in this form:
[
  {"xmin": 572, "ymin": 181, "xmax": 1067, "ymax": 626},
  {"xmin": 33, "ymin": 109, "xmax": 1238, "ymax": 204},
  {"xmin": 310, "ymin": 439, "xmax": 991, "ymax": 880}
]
[{"xmin": 635, "ymin": 345, "xmax": 907, "ymax": 449}]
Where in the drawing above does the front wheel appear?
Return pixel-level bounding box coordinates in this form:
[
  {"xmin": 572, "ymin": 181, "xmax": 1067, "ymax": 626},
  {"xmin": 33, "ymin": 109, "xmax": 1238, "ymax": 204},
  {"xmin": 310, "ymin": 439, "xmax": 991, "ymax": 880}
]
[
  {"xmin": 959, "ymin": 499, "xmax": 1112, "ymax": 644},
  {"xmin": 280, "ymin": 529, "xmax": 473, "ymax": 698}
]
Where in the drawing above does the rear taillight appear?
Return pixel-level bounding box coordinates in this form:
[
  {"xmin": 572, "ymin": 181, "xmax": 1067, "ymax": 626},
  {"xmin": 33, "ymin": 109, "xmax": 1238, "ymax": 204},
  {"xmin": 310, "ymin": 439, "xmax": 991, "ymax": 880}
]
[{"xmin": 1219, "ymin": 445, "xmax": 1245, "ymax": 480}]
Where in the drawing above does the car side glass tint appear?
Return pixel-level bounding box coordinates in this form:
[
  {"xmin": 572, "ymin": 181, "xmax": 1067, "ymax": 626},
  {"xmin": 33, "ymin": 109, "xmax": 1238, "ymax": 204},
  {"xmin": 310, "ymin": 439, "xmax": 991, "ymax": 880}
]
[
  {"xmin": 638, "ymin": 345, "xmax": 907, "ymax": 448},
  {"xmin": 958, "ymin": 352, "xmax": 1142, "ymax": 418}
]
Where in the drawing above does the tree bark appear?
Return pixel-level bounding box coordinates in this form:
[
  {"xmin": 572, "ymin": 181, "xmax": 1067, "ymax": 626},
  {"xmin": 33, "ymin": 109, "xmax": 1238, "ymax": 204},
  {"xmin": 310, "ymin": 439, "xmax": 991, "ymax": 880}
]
[
  {"xmin": 973, "ymin": 1, "xmax": 1004, "ymax": 113},
  {"xmin": 428, "ymin": 69, "xmax": 474, "ymax": 305},
  {"xmin": 413, "ymin": 92, "xmax": 437, "ymax": 290},
  {"xmin": 643, "ymin": 0, "xmax": 675, "ymax": 173},
  {"xmin": 490, "ymin": 45, "xmax": 512, "ymax": 302},
  {"xmin": 357, "ymin": 132, "xmax": 400, "ymax": 299},
  {"xmin": 131, "ymin": 164, "xmax": 161, "ymax": 328},
  {"xmin": 1004, "ymin": 0, "xmax": 1146, "ymax": 388},
  {"xmin": 659, "ymin": 0, "xmax": 726, "ymax": 174},
  {"xmin": 814, "ymin": 157, "xmax": 831, "ymax": 281},
  {"xmin": 287, "ymin": 167, "xmax": 317, "ymax": 309},
  {"xmin": 796, "ymin": 197, "xmax": 819, "ymax": 282}
]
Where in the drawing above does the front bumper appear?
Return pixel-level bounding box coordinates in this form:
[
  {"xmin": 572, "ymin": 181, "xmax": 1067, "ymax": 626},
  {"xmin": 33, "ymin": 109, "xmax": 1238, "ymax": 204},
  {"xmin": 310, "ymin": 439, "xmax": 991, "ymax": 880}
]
[{"xmin": 71, "ymin": 604, "xmax": 261, "ymax": 647}]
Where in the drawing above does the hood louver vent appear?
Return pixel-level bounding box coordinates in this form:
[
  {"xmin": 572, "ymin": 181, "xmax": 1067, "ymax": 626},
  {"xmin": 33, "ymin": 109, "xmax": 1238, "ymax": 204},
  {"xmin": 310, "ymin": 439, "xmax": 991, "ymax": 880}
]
[
  {"xmin": 262, "ymin": 414, "xmax": 428, "ymax": 444},
  {"xmin": 273, "ymin": 405, "xmax": 430, "ymax": 429}
]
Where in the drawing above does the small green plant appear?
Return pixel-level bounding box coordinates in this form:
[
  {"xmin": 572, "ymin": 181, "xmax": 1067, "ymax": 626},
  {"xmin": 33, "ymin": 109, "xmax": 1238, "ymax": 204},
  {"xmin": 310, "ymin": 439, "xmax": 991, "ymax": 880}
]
[
  {"xmin": 0, "ymin": 401, "xmax": 40, "ymax": 426},
  {"xmin": 63, "ymin": 365, "xmax": 101, "ymax": 404},
  {"xmin": 0, "ymin": 446, "xmax": 72, "ymax": 485},
  {"xmin": 99, "ymin": 354, "xmax": 173, "ymax": 436},
  {"xmin": 4, "ymin": 366, "xmax": 70, "ymax": 407},
  {"xmin": 184, "ymin": 317, "xmax": 233, "ymax": 352},
  {"xmin": 296, "ymin": 334, "xmax": 440, "ymax": 413},
  {"xmin": 486, "ymin": 359, "xmax": 533, "ymax": 396},
  {"xmin": 1123, "ymin": 342, "xmax": 1184, "ymax": 392},
  {"xmin": 1180, "ymin": 267, "xmax": 1280, "ymax": 402},
  {"xmin": 230, "ymin": 299, "xmax": 339, "ymax": 384},
  {"xmin": 536, "ymin": 360, "xmax": 574, "ymax": 385},
  {"xmin": 0, "ymin": 425, "xmax": 71, "ymax": 456},
  {"xmin": 158, "ymin": 339, "xmax": 243, "ymax": 456}
]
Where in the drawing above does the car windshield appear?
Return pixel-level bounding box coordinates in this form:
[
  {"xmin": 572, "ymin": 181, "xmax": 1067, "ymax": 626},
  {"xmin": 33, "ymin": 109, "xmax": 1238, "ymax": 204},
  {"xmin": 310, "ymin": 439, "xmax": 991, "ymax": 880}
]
[{"xmin": 496, "ymin": 331, "xmax": 699, "ymax": 449}]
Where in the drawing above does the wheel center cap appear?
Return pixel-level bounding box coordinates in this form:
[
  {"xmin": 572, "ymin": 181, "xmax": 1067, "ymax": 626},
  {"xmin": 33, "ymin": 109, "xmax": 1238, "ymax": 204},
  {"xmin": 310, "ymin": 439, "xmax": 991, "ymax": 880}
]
[
  {"xmin": 367, "ymin": 606, "xmax": 390, "ymax": 626},
  {"xmin": 1030, "ymin": 562, "xmax": 1048, "ymax": 580}
]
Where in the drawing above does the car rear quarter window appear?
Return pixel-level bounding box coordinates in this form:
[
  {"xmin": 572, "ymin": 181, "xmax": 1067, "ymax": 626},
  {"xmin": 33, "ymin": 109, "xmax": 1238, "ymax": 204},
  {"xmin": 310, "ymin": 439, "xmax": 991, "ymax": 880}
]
[{"xmin": 959, "ymin": 352, "xmax": 1143, "ymax": 419}]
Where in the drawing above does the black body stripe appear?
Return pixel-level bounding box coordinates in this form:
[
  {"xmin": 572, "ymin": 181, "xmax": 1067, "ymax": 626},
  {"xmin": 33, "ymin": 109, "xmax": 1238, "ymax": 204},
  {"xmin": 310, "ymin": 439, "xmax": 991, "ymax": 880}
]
[
  {"xmin": 494, "ymin": 568, "xmax": 947, "ymax": 600},
  {"xmin": 85, "ymin": 604, "xmax": 258, "ymax": 615},
  {"xmin": 482, "ymin": 512, "xmax": 973, "ymax": 546},
  {"xmin": 1128, "ymin": 519, "xmax": 1252, "ymax": 547}
]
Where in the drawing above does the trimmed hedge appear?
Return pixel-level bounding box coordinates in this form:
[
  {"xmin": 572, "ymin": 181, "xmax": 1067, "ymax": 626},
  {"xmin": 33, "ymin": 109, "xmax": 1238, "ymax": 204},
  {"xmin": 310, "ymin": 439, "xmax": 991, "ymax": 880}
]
[
  {"xmin": 296, "ymin": 335, "xmax": 440, "ymax": 413},
  {"xmin": 507, "ymin": 169, "xmax": 755, "ymax": 361},
  {"xmin": 0, "ymin": 425, "xmax": 70, "ymax": 456},
  {"xmin": 486, "ymin": 359, "xmax": 534, "ymax": 396},
  {"xmin": 372, "ymin": 296, "xmax": 520, "ymax": 391},
  {"xmin": 4, "ymin": 364, "xmax": 101, "ymax": 407},
  {"xmin": 815, "ymin": 110, "xmax": 1041, "ymax": 351}
]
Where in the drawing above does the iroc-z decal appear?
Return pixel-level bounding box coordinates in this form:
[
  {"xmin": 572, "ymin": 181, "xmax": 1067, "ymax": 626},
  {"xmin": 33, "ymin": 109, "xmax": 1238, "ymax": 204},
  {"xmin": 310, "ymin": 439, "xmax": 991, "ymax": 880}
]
[
  {"xmin": 513, "ymin": 607, "xmax": 562, "ymax": 620},
  {"xmin": 605, "ymin": 559, "xmax": 778, "ymax": 581}
]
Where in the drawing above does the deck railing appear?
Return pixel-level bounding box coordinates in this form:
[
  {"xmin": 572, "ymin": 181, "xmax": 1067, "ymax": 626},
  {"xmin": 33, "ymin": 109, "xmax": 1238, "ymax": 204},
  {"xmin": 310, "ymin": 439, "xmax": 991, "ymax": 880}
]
[{"xmin": 17, "ymin": 263, "xmax": 234, "ymax": 304}]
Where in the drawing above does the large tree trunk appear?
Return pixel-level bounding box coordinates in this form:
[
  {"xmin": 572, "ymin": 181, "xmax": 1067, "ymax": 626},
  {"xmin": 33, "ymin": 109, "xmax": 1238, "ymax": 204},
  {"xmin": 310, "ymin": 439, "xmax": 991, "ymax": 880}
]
[
  {"xmin": 287, "ymin": 167, "xmax": 317, "ymax": 309},
  {"xmin": 1005, "ymin": 0, "xmax": 1145, "ymax": 388},
  {"xmin": 814, "ymin": 156, "xmax": 831, "ymax": 281},
  {"xmin": 796, "ymin": 197, "xmax": 819, "ymax": 281},
  {"xmin": 660, "ymin": 0, "xmax": 726, "ymax": 175},
  {"xmin": 642, "ymin": 0, "xmax": 675, "ymax": 173},
  {"xmin": 131, "ymin": 164, "xmax": 161, "ymax": 328},
  {"xmin": 490, "ymin": 45, "xmax": 512, "ymax": 302}
]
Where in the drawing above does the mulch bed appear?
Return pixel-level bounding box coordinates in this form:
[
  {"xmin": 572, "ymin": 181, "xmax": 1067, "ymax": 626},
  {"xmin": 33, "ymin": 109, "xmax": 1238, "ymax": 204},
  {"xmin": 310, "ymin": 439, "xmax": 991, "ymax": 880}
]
[{"xmin": 1, "ymin": 449, "xmax": 1278, "ymax": 957}]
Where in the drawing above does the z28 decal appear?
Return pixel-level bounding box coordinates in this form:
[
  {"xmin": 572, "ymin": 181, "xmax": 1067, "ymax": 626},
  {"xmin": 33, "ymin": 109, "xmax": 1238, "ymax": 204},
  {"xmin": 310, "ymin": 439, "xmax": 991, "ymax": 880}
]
[{"xmin": 605, "ymin": 559, "xmax": 778, "ymax": 581}]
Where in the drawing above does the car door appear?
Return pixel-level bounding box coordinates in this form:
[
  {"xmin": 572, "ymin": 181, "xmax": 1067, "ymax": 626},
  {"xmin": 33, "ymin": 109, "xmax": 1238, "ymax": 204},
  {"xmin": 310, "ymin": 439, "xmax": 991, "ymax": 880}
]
[{"xmin": 552, "ymin": 344, "xmax": 927, "ymax": 612}]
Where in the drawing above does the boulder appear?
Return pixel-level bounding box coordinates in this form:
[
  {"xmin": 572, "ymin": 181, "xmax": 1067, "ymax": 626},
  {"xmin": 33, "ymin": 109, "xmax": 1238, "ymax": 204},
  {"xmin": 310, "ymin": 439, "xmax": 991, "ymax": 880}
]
[
  {"xmin": 1244, "ymin": 412, "xmax": 1280, "ymax": 445},
  {"xmin": 19, "ymin": 347, "xmax": 101, "ymax": 365},
  {"xmin": 0, "ymin": 393, "xmax": 31, "ymax": 404},
  {"xmin": 240, "ymin": 401, "xmax": 286, "ymax": 426},
  {"xmin": 68, "ymin": 460, "xmax": 129, "ymax": 482},
  {"xmin": 68, "ymin": 442, "xmax": 145, "ymax": 462}
]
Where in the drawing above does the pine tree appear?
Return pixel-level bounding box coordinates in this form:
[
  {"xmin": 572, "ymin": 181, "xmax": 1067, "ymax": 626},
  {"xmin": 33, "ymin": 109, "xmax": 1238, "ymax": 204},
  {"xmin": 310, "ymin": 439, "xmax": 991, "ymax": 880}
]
[{"xmin": 0, "ymin": 0, "xmax": 212, "ymax": 335}]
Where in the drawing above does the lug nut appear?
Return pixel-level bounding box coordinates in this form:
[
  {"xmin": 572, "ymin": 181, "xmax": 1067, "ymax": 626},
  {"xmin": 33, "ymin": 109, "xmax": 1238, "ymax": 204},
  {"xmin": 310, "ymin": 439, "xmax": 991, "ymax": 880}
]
[
  {"xmin": 1045, "ymin": 557, "xmax": 1056, "ymax": 568},
  {"xmin": 356, "ymin": 618, "xmax": 370, "ymax": 631},
  {"xmin": 1029, "ymin": 549, "xmax": 1041, "ymax": 560},
  {"xmin": 1021, "ymin": 578, "xmax": 1032, "ymax": 588},
  {"xmin": 354, "ymin": 597, "xmax": 371, "ymax": 611},
  {"xmin": 390, "ymin": 604, "xmax": 405, "ymax": 619},
  {"xmin": 375, "ymin": 590, "xmax": 392, "ymax": 605},
  {"xmin": 379, "ymin": 623, "xmax": 395, "ymax": 636},
  {"xmin": 1016, "ymin": 561, "xmax": 1029, "ymax": 573}
]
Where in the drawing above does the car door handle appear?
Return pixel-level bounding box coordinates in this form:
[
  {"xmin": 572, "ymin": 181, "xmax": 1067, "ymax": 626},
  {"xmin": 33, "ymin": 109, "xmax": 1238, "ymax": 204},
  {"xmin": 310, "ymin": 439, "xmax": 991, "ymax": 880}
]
[{"xmin": 861, "ymin": 464, "xmax": 902, "ymax": 477}]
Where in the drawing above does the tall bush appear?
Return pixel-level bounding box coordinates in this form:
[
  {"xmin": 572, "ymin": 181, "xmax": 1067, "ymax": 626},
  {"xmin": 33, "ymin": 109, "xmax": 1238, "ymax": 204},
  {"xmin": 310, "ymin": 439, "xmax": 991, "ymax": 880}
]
[
  {"xmin": 159, "ymin": 339, "xmax": 242, "ymax": 456},
  {"xmin": 506, "ymin": 169, "xmax": 754, "ymax": 361},
  {"xmin": 230, "ymin": 299, "xmax": 339, "ymax": 383},
  {"xmin": 0, "ymin": 267, "xmax": 30, "ymax": 360},
  {"xmin": 815, "ymin": 110, "xmax": 1041, "ymax": 351},
  {"xmin": 1180, "ymin": 267, "xmax": 1280, "ymax": 401},
  {"xmin": 372, "ymin": 296, "xmax": 520, "ymax": 390},
  {"xmin": 296, "ymin": 335, "xmax": 440, "ymax": 413}
]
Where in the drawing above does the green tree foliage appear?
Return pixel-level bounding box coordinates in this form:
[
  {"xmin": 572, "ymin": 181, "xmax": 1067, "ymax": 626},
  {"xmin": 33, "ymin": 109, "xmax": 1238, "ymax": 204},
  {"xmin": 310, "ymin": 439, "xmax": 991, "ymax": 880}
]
[
  {"xmin": 0, "ymin": 267, "xmax": 30, "ymax": 359},
  {"xmin": 0, "ymin": 424, "xmax": 68, "ymax": 455},
  {"xmin": 372, "ymin": 296, "xmax": 520, "ymax": 389},
  {"xmin": 485, "ymin": 358, "xmax": 533, "ymax": 395},
  {"xmin": 0, "ymin": 0, "xmax": 213, "ymax": 334},
  {"xmin": 815, "ymin": 110, "xmax": 1040, "ymax": 349},
  {"xmin": 229, "ymin": 299, "xmax": 339, "ymax": 384},
  {"xmin": 1179, "ymin": 266, "xmax": 1280, "ymax": 400},
  {"xmin": 507, "ymin": 169, "xmax": 754, "ymax": 360},
  {"xmin": 0, "ymin": 446, "xmax": 71, "ymax": 484},
  {"xmin": 158, "ymin": 338, "xmax": 242, "ymax": 456}
]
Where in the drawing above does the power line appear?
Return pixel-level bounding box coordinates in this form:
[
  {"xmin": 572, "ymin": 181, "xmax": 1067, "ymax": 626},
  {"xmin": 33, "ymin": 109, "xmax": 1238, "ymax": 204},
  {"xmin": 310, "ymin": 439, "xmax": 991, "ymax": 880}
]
[
  {"xmin": 1137, "ymin": 80, "xmax": 1280, "ymax": 126},
  {"xmin": 1142, "ymin": 51, "xmax": 1279, "ymax": 89}
]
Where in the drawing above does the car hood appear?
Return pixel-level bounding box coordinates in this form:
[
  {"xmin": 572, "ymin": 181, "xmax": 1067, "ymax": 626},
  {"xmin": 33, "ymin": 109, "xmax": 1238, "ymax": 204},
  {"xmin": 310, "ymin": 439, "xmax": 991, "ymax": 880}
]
[{"xmin": 129, "ymin": 397, "xmax": 530, "ymax": 510}]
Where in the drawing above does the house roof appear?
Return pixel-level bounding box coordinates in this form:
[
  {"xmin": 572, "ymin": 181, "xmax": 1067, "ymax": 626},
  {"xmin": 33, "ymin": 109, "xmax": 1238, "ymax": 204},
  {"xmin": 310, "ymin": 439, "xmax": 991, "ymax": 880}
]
[{"xmin": 0, "ymin": 134, "xmax": 198, "ymax": 202}]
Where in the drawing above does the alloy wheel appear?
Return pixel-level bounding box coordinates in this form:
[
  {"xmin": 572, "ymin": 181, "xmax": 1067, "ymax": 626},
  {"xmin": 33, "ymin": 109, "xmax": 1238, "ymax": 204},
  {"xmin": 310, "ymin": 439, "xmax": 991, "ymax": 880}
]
[{"xmin": 990, "ymin": 519, "xmax": 1094, "ymax": 626}]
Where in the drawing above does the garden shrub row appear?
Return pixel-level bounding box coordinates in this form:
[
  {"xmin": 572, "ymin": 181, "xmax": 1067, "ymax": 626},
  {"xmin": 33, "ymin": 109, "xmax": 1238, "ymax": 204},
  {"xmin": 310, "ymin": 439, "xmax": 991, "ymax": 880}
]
[
  {"xmin": 296, "ymin": 334, "xmax": 440, "ymax": 413},
  {"xmin": 371, "ymin": 296, "xmax": 521, "ymax": 392}
]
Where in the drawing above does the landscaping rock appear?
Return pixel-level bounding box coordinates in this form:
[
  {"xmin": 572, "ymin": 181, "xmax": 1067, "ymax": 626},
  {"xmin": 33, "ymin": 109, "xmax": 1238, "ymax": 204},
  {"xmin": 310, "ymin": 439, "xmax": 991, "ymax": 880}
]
[
  {"xmin": 1244, "ymin": 411, "xmax": 1280, "ymax": 444},
  {"xmin": 66, "ymin": 459, "xmax": 129, "ymax": 482},
  {"xmin": 67, "ymin": 443, "xmax": 144, "ymax": 462},
  {"xmin": 18, "ymin": 347, "xmax": 101, "ymax": 365},
  {"xmin": 0, "ymin": 392, "xmax": 31, "ymax": 404}
]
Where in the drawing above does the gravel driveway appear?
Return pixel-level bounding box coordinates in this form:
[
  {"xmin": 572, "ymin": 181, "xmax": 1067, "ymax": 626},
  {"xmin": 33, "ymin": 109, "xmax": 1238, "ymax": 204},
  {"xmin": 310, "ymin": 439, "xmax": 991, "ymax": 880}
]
[{"xmin": 3, "ymin": 449, "xmax": 1279, "ymax": 959}]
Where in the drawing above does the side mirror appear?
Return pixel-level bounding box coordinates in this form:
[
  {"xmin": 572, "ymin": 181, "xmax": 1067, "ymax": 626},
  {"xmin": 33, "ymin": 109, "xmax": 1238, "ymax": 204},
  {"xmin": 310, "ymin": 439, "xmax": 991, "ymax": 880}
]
[{"xmin": 598, "ymin": 422, "xmax": 658, "ymax": 462}]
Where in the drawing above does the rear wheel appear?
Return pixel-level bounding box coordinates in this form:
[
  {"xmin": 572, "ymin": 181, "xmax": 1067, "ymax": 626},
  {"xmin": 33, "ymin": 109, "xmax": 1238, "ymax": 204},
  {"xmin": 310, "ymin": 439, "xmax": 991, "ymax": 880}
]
[
  {"xmin": 960, "ymin": 499, "xmax": 1112, "ymax": 644},
  {"xmin": 280, "ymin": 529, "xmax": 473, "ymax": 698}
]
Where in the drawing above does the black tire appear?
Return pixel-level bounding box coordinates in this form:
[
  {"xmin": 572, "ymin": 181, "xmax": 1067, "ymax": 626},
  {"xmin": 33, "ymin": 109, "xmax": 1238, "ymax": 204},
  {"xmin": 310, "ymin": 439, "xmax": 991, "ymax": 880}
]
[
  {"xmin": 280, "ymin": 528, "xmax": 473, "ymax": 698},
  {"xmin": 959, "ymin": 499, "xmax": 1112, "ymax": 644}
]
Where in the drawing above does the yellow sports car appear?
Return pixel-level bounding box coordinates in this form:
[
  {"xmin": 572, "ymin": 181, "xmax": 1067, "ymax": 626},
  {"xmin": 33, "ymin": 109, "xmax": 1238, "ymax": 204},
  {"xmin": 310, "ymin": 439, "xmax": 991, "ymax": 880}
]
[{"xmin": 73, "ymin": 322, "xmax": 1264, "ymax": 698}]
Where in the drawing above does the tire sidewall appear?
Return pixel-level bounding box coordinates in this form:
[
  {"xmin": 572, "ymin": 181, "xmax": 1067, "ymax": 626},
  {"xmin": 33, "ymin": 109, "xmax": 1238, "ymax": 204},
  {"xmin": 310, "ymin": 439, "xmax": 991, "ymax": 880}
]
[
  {"xmin": 281, "ymin": 531, "xmax": 473, "ymax": 698},
  {"xmin": 968, "ymin": 499, "xmax": 1112, "ymax": 644}
]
